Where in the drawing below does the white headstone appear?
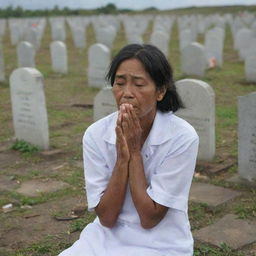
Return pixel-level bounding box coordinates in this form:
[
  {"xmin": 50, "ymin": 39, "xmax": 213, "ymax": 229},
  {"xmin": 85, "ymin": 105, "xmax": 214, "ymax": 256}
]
[
  {"xmin": 0, "ymin": 40, "xmax": 5, "ymax": 82},
  {"xmin": 93, "ymin": 86, "xmax": 117, "ymax": 121},
  {"xmin": 181, "ymin": 42, "xmax": 207, "ymax": 77},
  {"xmin": 95, "ymin": 25, "xmax": 116, "ymax": 49},
  {"xmin": 17, "ymin": 41, "xmax": 35, "ymax": 68},
  {"xmin": 10, "ymin": 68, "xmax": 49, "ymax": 150},
  {"xmin": 24, "ymin": 26, "xmax": 40, "ymax": 50},
  {"xmin": 0, "ymin": 19, "xmax": 6, "ymax": 37},
  {"xmin": 50, "ymin": 17, "xmax": 66, "ymax": 42},
  {"xmin": 71, "ymin": 27, "xmax": 86, "ymax": 48},
  {"xmin": 9, "ymin": 22, "xmax": 23, "ymax": 45},
  {"xmin": 88, "ymin": 43, "xmax": 110, "ymax": 88},
  {"xmin": 150, "ymin": 30, "xmax": 169, "ymax": 57},
  {"xmin": 50, "ymin": 41, "xmax": 68, "ymax": 74},
  {"xmin": 205, "ymin": 28, "xmax": 224, "ymax": 67},
  {"xmin": 175, "ymin": 79, "xmax": 215, "ymax": 161},
  {"xmin": 238, "ymin": 92, "xmax": 256, "ymax": 181},
  {"xmin": 245, "ymin": 51, "xmax": 256, "ymax": 82},
  {"xmin": 234, "ymin": 28, "xmax": 253, "ymax": 53},
  {"xmin": 179, "ymin": 29, "xmax": 193, "ymax": 51}
]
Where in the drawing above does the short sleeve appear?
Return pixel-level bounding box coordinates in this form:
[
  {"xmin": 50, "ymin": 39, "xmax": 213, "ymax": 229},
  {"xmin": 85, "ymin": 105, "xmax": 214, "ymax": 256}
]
[
  {"xmin": 83, "ymin": 129, "xmax": 110, "ymax": 212},
  {"xmin": 147, "ymin": 135, "xmax": 199, "ymax": 212}
]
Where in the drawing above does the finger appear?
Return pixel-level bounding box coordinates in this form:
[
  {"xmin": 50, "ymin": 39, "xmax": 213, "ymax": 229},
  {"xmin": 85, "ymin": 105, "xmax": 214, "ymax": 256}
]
[
  {"xmin": 125, "ymin": 104, "xmax": 137, "ymax": 130},
  {"xmin": 130, "ymin": 106, "xmax": 141, "ymax": 129},
  {"xmin": 116, "ymin": 111, "xmax": 122, "ymax": 127},
  {"xmin": 122, "ymin": 114, "xmax": 130, "ymax": 136}
]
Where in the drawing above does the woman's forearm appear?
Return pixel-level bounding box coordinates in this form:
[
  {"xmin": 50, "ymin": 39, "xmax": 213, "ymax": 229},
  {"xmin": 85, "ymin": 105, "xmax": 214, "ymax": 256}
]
[
  {"xmin": 95, "ymin": 160, "xmax": 129, "ymax": 228},
  {"xmin": 129, "ymin": 152, "xmax": 167, "ymax": 229}
]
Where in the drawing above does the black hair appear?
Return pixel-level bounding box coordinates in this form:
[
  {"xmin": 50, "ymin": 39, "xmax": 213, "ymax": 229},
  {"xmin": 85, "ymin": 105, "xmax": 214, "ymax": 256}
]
[{"xmin": 105, "ymin": 43, "xmax": 183, "ymax": 112}]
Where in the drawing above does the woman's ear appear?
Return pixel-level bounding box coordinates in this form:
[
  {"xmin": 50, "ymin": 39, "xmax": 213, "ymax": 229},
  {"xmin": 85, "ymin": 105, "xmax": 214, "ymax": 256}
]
[{"xmin": 156, "ymin": 87, "xmax": 167, "ymax": 101}]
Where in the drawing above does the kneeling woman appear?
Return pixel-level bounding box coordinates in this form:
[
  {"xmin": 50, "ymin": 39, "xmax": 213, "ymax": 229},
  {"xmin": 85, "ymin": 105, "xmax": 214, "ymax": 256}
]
[{"xmin": 59, "ymin": 44, "xmax": 199, "ymax": 256}]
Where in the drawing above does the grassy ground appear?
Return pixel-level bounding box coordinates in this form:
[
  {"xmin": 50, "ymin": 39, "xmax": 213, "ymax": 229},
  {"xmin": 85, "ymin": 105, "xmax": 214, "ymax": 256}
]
[{"xmin": 0, "ymin": 7, "xmax": 256, "ymax": 256}]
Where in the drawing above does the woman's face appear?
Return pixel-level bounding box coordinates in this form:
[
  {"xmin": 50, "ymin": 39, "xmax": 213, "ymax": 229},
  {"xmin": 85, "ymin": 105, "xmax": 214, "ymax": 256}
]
[{"xmin": 112, "ymin": 58, "xmax": 165, "ymax": 120}]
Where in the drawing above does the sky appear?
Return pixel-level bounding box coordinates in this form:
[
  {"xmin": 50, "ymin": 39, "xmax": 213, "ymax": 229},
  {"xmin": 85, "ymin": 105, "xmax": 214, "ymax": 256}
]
[{"xmin": 0, "ymin": 0, "xmax": 255, "ymax": 10}]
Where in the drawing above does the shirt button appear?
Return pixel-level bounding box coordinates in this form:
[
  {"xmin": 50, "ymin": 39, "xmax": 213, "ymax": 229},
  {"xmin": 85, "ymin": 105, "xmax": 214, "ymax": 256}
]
[{"xmin": 145, "ymin": 154, "xmax": 148, "ymax": 158}]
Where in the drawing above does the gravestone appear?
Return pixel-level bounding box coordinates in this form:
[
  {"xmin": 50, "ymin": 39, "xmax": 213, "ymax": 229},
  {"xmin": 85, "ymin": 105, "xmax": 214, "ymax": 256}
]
[
  {"xmin": 0, "ymin": 40, "xmax": 5, "ymax": 82},
  {"xmin": 179, "ymin": 29, "xmax": 193, "ymax": 51},
  {"xmin": 50, "ymin": 17, "xmax": 66, "ymax": 42},
  {"xmin": 150, "ymin": 30, "xmax": 169, "ymax": 57},
  {"xmin": 181, "ymin": 42, "xmax": 207, "ymax": 77},
  {"xmin": 0, "ymin": 19, "xmax": 6, "ymax": 37},
  {"xmin": 88, "ymin": 43, "xmax": 110, "ymax": 88},
  {"xmin": 17, "ymin": 41, "xmax": 35, "ymax": 68},
  {"xmin": 234, "ymin": 28, "xmax": 253, "ymax": 60},
  {"xmin": 24, "ymin": 26, "xmax": 40, "ymax": 50},
  {"xmin": 93, "ymin": 86, "xmax": 117, "ymax": 121},
  {"xmin": 10, "ymin": 68, "xmax": 49, "ymax": 150},
  {"xmin": 245, "ymin": 51, "xmax": 256, "ymax": 82},
  {"xmin": 175, "ymin": 79, "xmax": 215, "ymax": 161},
  {"xmin": 50, "ymin": 41, "xmax": 68, "ymax": 74},
  {"xmin": 71, "ymin": 27, "xmax": 86, "ymax": 48},
  {"xmin": 95, "ymin": 25, "xmax": 116, "ymax": 49},
  {"xmin": 238, "ymin": 92, "xmax": 256, "ymax": 181},
  {"xmin": 9, "ymin": 22, "xmax": 23, "ymax": 45},
  {"xmin": 205, "ymin": 28, "xmax": 224, "ymax": 67}
]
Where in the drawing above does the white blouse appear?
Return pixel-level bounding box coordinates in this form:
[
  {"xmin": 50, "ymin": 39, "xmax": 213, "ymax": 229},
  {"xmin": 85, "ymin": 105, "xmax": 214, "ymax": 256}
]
[{"xmin": 59, "ymin": 111, "xmax": 199, "ymax": 256}]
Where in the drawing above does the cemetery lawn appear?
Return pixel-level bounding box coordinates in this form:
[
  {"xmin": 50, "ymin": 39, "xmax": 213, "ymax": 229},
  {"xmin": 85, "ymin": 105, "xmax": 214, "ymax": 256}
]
[{"xmin": 1, "ymin": 7, "xmax": 256, "ymax": 256}]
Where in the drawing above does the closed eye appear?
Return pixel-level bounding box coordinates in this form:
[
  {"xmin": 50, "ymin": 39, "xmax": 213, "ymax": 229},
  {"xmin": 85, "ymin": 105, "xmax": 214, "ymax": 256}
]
[{"xmin": 115, "ymin": 82, "xmax": 125, "ymax": 86}]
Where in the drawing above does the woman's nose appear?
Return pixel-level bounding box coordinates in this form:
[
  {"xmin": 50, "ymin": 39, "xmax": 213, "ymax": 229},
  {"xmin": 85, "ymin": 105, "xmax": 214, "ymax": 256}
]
[{"xmin": 123, "ymin": 84, "xmax": 134, "ymax": 98}]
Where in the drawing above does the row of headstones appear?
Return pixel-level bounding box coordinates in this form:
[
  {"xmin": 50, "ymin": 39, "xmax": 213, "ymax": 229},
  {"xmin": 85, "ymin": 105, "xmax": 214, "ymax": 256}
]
[
  {"xmin": 14, "ymin": 40, "xmax": 68, "ymax": 74},
  {"xmin": 174, "ymin": 13, "xmax": 256, "ymax": 81},
  {"xmin": 1, "ymin": 35, "xmax": 255, "ymax": 87},
  {"xmin": 179, "ymin": 33, "xmax": 256, "ymax": 81},
  {"xmin": 2, "ymin": 13, "xmax": 255, "ymax": 47},
  {"xmin": 2, "ymin": 14, "xmax": 256, "ymax": 82},
  {"xmin": 9, "ymin": 66, "xmax": 256, "ymax": 182},
  {"xmin": 232, "ymin": 26, "xmax": 256, "ymax": 82}
]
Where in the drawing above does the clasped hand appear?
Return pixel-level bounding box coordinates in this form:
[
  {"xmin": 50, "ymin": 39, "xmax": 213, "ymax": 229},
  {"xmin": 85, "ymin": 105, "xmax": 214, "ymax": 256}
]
[{"xmin": 115, "ymin": 104, "xmax": 142, "ymax": 161}]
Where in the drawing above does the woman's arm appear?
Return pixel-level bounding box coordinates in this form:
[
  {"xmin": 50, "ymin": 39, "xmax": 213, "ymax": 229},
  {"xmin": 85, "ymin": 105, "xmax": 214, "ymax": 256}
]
[
  {"xmin": 95, "ymin": 112, "xmax": 130, "ymax": 228},
  {"xmin": 129, "ymin": 152, "xmax": 168, "ymax": 229},
  {"xmin": 121, "ymin": 104, "xmax": 168, "ymax": 229}
]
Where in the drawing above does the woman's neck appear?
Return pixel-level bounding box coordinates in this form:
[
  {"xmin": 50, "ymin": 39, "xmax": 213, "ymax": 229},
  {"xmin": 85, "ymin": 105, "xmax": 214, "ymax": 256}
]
[{"xmin": 139, "ymin": 110, "xmax": 156, "ymax": 146}]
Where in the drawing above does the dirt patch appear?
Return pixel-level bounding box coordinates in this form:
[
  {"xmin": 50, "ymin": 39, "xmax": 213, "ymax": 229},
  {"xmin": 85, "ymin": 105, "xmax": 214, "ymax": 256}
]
[
  {"xmin": 16, "ymin": 179, "xmax": 70, "ymax": 197},
  {"xmin": 0, "ymin": 196, "xmax": 87, "ymax": 250},
  {"xmin": 0, "ymin": 151, "xmax": 23, "ymax": 169}
]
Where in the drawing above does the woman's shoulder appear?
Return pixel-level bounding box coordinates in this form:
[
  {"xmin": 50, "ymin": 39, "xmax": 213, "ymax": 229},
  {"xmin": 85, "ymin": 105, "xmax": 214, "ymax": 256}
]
[
  {"xmin": 159, "ymin": 111, "xmax": 198, "ymax": 140},
  {"xmin": 84, "ymin": 111, "xmax": 118, "ymax": 139},
  {"xmin": 170, "ymin": 113, "xmax": 198, "ymax": 137}
]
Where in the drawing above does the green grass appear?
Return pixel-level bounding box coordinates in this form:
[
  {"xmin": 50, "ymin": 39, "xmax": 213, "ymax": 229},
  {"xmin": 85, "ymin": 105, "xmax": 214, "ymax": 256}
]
[
  {"xmin": 11, "ymin": 140, "xmax": 39, "ymax": 153},
  {"xmin": 69, "ymin": 212, "xmax": 96, "ymax": 233}
]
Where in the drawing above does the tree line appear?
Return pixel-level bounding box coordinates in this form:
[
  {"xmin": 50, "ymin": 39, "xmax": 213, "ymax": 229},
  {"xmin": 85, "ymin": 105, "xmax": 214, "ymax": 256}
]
[{"xmin": 0, "ymin": 3, "xmax": 143, "ymax": 18}]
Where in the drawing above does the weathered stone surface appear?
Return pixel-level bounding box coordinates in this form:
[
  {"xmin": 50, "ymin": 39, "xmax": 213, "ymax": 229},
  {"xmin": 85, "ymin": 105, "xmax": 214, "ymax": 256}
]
[
  {"xmin": 175, "ymin": 79, "xmax": 215, "ymax": 161},
  {"xmin": 227, "ymin": 174, "xmax": 256, "ymax": 188},
  {"xmin": 10, "ymin": 68, "xmax": 49, "ymax": 150},
  {"xmin": 16, "ymin": 180, "xmax": 69, "ymax": 197},
  {"xmin": 0, "ymin": 40, "xmax": 5, "ymax": 82},
  {"xmin": 189, "ymin": 182, "xmax": 241, "ymax": 208},
  {"xmin": 181, "ymin": 42, "xmax": 207, "ymax": 77},
  {"xmin": 88, "ymin": 43, "xmax": 110, "ymax": 88},
  {"xmin": 17, "ymin": 41, "xmax": 35, "ymax": 68},
  {"xmin": 50, "ymin": 41, "xmax": 68, "ymax": 74},
  {"xmin": 93, "ymin": 86, "xmax": 117, "ymax": 121},
  {"xmin": 193, "ymin": 214, "xmax": 256, "ymax": 249},
  {"xmin": 238, "ymin": 92, "xmax": 256, "ymax": 181}
]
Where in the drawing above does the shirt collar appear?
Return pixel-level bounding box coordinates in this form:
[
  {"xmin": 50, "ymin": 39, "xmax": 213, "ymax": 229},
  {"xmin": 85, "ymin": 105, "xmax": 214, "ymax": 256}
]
[
  {"xmin": 146, "ymin": 111, "xmax": 174, "ymax": 145},
  {"xmin": 103, "ymin": 111, "xmax": 174, "ymax": 146}
]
